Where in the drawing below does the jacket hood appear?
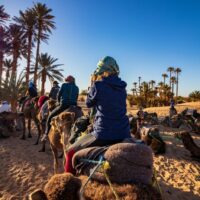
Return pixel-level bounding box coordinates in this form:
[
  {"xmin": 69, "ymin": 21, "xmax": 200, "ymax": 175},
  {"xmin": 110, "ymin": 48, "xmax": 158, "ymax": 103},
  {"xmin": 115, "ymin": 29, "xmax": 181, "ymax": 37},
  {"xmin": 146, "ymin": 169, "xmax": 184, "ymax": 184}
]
[{"xmin": 102, "ymin": 75, "xmax": 127, "ymax": 90}]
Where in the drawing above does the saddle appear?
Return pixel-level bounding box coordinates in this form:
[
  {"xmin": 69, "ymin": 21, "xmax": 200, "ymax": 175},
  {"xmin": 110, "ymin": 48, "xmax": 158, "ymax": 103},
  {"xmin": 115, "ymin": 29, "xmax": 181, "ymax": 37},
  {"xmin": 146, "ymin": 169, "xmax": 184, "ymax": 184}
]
[{"xmin": 72, "ymin": 140, "xmax": 153, "ymax": 185}]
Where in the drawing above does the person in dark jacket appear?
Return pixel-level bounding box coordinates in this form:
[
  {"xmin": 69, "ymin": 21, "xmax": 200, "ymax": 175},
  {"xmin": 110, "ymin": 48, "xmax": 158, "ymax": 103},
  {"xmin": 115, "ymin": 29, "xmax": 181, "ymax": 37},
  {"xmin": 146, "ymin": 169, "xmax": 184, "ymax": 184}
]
[
  {"xmin": 64, "ymin": 56, "xmax": 131, "ymax": 173},
  {"xmin": 27, "ymin": 81, "xmax": 38, "ymax": 98},
  {"xmin": 41, "ymin": 75, "xmax": 79, "ymax": 141},
  {"xmin": 49, "ymin": 81, "xmax": 60, "ymax": 100}
]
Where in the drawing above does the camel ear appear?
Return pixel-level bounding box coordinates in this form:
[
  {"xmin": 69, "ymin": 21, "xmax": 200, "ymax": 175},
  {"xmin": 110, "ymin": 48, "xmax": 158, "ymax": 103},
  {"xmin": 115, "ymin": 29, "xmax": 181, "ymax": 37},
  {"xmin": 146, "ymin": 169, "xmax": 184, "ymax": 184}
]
[{"xmin": 29, "ymin": 189, "xmax": 47, "ymax": 200}]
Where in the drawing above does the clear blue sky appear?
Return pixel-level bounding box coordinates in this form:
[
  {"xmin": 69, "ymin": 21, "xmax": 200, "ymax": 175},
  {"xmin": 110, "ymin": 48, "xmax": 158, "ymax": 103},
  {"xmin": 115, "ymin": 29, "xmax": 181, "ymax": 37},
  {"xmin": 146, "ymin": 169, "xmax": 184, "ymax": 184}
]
[{"xmin": 1, "ymin": 0, "xmax": 200, "ymax": 96}]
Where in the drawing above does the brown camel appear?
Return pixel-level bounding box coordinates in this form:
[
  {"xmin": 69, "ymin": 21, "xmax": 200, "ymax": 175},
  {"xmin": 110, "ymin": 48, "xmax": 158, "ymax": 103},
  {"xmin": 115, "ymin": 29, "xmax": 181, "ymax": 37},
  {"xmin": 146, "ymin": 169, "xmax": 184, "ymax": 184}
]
[
  {"xmin": 49, "ymin": 108, "xmax": 83, "ymax": 174},
  {"xmin": 139, "ymin": 126, "xmax": 166, "ymax": 154},
  {"xmin": 175, "ymin": 131, "xmax": 200, "ymax": 158},
  {"xmin": 29, "ymin": 173, "xmax": 161, "ymax": 200},
  {"xmin": 20, "ymin": 97, "xmax": 42, "ymax": 145},
  {"xmin": 37, "ymin": 99, "xmax": 57, "ymax": 152},
  {"xmin": 0, "ymin": 112, "xmax": 25, "ymax": 138}
]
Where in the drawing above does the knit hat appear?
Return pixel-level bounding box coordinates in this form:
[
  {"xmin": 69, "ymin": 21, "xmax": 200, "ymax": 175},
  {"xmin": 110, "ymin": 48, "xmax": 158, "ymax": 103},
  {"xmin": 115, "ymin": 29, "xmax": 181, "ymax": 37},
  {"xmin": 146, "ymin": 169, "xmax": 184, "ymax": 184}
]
[
  {"xmin": 94, "ymin": 56, "xmax": 120, "ymax": 76},
  {"xmin": 65, "ymin": 75, "xmax": 75, "ymax": 83}
]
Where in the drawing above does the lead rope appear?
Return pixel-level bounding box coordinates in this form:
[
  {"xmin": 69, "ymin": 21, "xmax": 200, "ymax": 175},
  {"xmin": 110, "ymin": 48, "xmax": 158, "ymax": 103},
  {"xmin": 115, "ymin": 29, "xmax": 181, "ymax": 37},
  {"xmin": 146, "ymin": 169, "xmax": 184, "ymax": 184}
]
[
  {"xmin": 80, "ymin": 157, "xmax": 120, "ymax": 200},
  {"xmin": 153, "ymin": 168, "xmax": 164, "ymax": 200}
]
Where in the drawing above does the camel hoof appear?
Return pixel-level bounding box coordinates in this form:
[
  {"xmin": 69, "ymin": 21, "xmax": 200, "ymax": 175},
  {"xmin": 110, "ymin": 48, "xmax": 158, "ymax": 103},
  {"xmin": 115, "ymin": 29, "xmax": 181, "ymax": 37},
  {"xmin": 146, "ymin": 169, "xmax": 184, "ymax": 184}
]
[
  {"xmin": 28, "ymin": 135, "xmax": 32, "ymax": 138},
  {"xmin": 38, "ymin": 148, "xmax": 45, "ymax": 152},
  {"xmin": 20, "ymin": 136, "xmax": 26, "ymax": 140},
  {"xmin": 33, "ymin": 142, "xmax": 38, "ymax": 145}
]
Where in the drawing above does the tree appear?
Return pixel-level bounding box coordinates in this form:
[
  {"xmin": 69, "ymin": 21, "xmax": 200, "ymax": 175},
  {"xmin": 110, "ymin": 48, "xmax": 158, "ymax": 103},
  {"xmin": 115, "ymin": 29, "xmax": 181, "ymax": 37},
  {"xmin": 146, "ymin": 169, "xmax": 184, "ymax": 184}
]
[
  {"xmin": 167, "ymin": 67, "xmax": 174, "ymax": 88},
  {"xmin": 3, "ymin": 58, "xmax": 12, "ymax": 84},
  {"xmin": 32, "ymin": 53, "xmax": 63, "ymax": 95},
  {"xmin": 8, "ymin": 24, "xmax": 25, "ymax": 80},
  {"xmin": 149, "ymin": 80, "xmax": 156, "ymax": 90},
  {"xmin": 0, "ymin": 5, "xmax": 10, "ymax": 25},
  {"xmin": 162, "ymin": 73, "xmax": 168, "ymax": 85},
  {"xmin": 175, "ymin": 67, "xmax": 182, "ymax": 97},
  {"xmin": 0, "ymin": 26, "xmax": 10, "ymax": 87},
  {"xmin": 138, "ymin": 76, "xmax": 141, "ymax": 95},
  {"xmin": 0, "ymin": 70, "xmax": 26, "ymax": 110},
  {"xmin": 170, "ymin": 76, "xmax": 176, "ymax": 96},
  {"xmin": 32, "ymin": 3, "xmax": 55, "ymax": 86},
  {"xmin": 133, "ymin": 82, "xmax": 137, "ymax": 96},
  {"xmin": 189, "ymin": 91, "xmax": 200, "ymax": 101},
  {"xmin": 14, "ymin": 9, "xmax": 37, "ymax": 86}
]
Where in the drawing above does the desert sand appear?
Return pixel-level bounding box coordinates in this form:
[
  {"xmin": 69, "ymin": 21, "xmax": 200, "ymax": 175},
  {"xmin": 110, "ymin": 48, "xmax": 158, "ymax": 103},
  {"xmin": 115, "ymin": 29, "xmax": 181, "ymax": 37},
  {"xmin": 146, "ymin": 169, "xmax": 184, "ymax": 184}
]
[{"xmin": 0, "ymin": 102, "xmax": 200, "ymax": 200}]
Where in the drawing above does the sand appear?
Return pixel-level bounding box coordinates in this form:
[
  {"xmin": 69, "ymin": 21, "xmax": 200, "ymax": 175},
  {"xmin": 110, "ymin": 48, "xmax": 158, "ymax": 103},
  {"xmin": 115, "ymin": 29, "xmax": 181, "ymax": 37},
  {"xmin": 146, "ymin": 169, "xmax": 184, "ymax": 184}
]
[{"xmin": 0, "ymin": 101, "xmax": 200, "ymax": 200}]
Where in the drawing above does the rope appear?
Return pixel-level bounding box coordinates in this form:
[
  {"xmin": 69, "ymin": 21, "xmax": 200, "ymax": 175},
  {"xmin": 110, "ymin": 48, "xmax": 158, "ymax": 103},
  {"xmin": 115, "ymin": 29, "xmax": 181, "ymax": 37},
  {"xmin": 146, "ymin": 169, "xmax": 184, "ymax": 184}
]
[
  {"xmin": 80, "ymin": 157, "xmax": 120, "ymax": 200},
  {"xmin": 80, "ymin": 156, "xmax": 104, "ymax": 195},
  {"xmin": 152, "ymin": 168, "xmax": 164, "ymax": 200}
]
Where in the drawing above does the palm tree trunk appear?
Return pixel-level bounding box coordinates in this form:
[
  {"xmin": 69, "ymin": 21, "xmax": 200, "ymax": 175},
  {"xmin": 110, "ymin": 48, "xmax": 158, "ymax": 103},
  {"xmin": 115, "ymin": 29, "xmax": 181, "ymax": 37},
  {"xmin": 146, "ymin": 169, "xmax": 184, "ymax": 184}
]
[
  {"xmin": 10, "ymin": 51, "xmax": 18, "ymax": 81},
  {"xmin": 169, "ymin": 72, "xmax": 172, "ymax": 89},
  {"xmin": 172, "ymin": 83, "xmax": 174, "ymax": 96},
  {"xmin": 5, "ymin": 68, "xmax": 9, "ymax": 85},
  {"xmin": 176, "ymin": 74, "xmax": 179, "ymax": 97},
  {"xmin": 0, "ymin": 52, "xmax": 3, "ymax": 88},
  {"xmin": 41, "ymin": 71, "xmax": 46, "ymax": 95},
  {"xmin": 26, "ymin": 32, "xmax": 32, "ymax": 86},
  {"xmin": 34, "ymin": 26, "xmax": 41, "ymax": 86},
  {"xmin": 163, "ymin": 77, "xmax": 166, "ymax": 85}
]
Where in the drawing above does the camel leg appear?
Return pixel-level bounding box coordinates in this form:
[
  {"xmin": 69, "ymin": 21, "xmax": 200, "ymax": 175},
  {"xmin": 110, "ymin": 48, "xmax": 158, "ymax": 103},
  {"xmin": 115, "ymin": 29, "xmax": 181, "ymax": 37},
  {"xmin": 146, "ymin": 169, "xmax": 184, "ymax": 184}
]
[
  {"xmin": 50, "ymin": 144, "xmax": 59, "ymax": 174},
  {"xmin": 38, "ymin": 123, "xmax": 46, "ymax": 152},
  {"xmin": 20, "ymin": 115, "xmax": 26, "ymax": 140},
  {"xmin": 28, "ymin": 118, "xmax": 32, "ymax": 138},
  {"xmin": 33, "ymin": 118, "xmax": 41, "ymax": 145},
  {"xmin": 38, "ymin": 141, "xmax": 46, "ymax": 152}
]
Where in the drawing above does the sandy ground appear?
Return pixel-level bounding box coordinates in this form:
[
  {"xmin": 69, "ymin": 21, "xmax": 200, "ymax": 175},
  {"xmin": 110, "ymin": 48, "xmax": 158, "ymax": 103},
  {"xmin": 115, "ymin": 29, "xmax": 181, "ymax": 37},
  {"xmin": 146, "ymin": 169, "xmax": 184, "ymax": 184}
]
[{"xmin": 0, "ymin": 102, "xmax": 200, "ymax": 200}]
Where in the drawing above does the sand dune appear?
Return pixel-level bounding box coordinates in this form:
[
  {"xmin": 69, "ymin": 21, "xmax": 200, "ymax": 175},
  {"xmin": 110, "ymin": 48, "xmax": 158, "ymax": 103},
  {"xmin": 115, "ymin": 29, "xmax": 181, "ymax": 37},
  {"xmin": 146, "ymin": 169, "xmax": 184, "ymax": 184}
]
[{"xmin": 0, "ymin": 102, "xmax": 200, "ymax": 200}]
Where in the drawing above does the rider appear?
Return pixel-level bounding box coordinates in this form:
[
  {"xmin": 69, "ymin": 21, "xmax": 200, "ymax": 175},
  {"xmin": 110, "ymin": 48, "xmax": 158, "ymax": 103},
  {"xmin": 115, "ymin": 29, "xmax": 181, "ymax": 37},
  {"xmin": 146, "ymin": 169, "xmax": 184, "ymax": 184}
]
[
  {"xmin": 41, "ymin": 75, "xmax": 79, "ymax": 141},
  {"xmin": 27, "ymin": 81, "xmax": 38, "ymax": 98},
  {"xmin": 49, "ymin": 80, "xmax": 60, "ymax": 100},
  {"xmin": 64, "ymin": 56, "xmax": 131, "ymax": 173},
  {"xmin": 0, "ymin": 101, "xmax": 11, "ymax": 113},
  {"xmin": 18, "ymin": 81, "xmax": 38, "ymax": 111}
]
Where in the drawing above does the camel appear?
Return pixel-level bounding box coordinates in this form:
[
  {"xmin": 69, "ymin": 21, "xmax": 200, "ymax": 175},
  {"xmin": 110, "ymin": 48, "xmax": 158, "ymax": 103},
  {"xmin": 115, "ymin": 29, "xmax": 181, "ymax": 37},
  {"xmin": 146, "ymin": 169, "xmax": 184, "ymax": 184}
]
[
  {"xmin": 48, "ymin": 108, "xmax": 83, "ymax": 174},
  {"xmin": 0, "ymin": 112, "xmax": 25, "ymax": 138},
  {"xmin": 37, "ymin": 99, "xmax": 57, "ymax": 152},
  {"xmin": 29, "ymin": 173, "xmax": 82, "ymax": 200},
  {"xmin": 20, "ymin": 97, "xmax": 42, "ymax": 145},
  {"xmin": 175, "ymin": 131, "xmax": 200, "ymax": 158},
  {"xmin": 29, "ymin": 173, "xmax": 162, "ymax": 200},
  {"xmin": 139, "ymin": 126, "xmax": 166, "ymax": 154}
]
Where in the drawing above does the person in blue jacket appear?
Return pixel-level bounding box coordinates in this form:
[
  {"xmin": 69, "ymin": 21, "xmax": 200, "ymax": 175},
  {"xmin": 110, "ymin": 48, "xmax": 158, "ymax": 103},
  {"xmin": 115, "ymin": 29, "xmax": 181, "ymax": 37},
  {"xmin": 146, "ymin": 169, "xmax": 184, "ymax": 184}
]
[
  {"xmin": 27, "ymin": 81, "xmax": 38, "ymax": 98},
  {"xmin": 41, "ymin": 75, "xmax": 79, "ymax": 141},
  {"xmin": 64, "ymin": 56, "xmax": 131, "ymax": 173}
]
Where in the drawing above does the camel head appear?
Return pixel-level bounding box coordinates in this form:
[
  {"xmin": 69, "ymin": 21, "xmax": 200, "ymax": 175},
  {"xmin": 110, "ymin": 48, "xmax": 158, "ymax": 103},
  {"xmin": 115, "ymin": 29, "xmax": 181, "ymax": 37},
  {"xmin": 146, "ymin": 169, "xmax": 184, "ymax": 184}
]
[
  {"xmin": 29, "ymin": 173, "xmax": 83, "ymax": 200},
  {"xmin": 47, "ymin": 99, "xmax": 57, "ymax": 112},
  {"xmin": 56, "ymin": 112, "xmax": 75, "ymax": 148}
]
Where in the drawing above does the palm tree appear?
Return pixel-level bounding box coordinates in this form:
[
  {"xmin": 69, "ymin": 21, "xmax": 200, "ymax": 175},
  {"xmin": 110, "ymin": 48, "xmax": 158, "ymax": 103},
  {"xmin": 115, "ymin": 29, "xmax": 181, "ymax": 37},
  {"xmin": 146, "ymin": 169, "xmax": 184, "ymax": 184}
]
[
  {"xmin": 3, "ymin": 58, "xmax": 12, "ymax": 84},
  {"xmin": 0, "ymin": 5, "xmax": 9, "ymax": 25},
  {"xmin": 0, "ymin": 26, "xmax": 10, "ymax": 87},
  {"xmin": 170, "ymin": 76, "xmax": 176, "ymax": 96},
  {"xmin": 14, "ymin": 9, "xmax": 37, "ymax": 86},
  {"xmin": 138, "ymin": 76, "xmax": 141, "ymax": 95},
  {"xmin": 162, "ymin": 73, "xmax": 168, "ymax": 85},
  {"xmin": 32, "ymin": 53, "xmax": 63, "ymax": 95},
  {"xmin": 1, "ymin": 70, "xmax": 26, "ymax": 110},
  {"xmin": 8, "ymin": 24, "xmax": 25, "ymax": 80},
  {"xmin": 133, "ymin": 82, "xmax": 137, "ymax": 96},
  {"xmin": 175, "ymin": 67, "xmax": 182, "ymax": 97},
  {"xmin": 189, "ymin": 90, "xmax": 200, "ymax": 101},
  {"xmin": 149, "ymin": 80, "xmax": 156, "ymax": 90},
  {"xmin": 167, "ymin": 67, "xmax": 174, "ymax": 88},
  {"xmin": 32, "ymin": 3, "xmax": 56, "ymax": 86}
]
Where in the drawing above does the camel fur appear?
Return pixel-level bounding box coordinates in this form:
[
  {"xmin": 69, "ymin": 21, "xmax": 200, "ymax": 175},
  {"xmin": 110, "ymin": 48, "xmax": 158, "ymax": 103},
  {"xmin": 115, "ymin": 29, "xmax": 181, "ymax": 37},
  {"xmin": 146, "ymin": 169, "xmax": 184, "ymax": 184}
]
[{"xmin": 29, "ymin": 173, "xmax": 161, "ymax": 200}]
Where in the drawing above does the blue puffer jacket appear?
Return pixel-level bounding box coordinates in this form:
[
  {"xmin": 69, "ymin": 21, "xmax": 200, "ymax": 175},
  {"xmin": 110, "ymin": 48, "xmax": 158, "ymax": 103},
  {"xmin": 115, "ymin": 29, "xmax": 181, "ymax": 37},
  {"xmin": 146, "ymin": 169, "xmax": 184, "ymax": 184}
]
[
  {"xmin": 86, "ymin": 75, "xmax": 130, "ymax": 140},
  {"xmin": 57, "ymin": 82, "xmax": 79, "ymax": 106}
]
